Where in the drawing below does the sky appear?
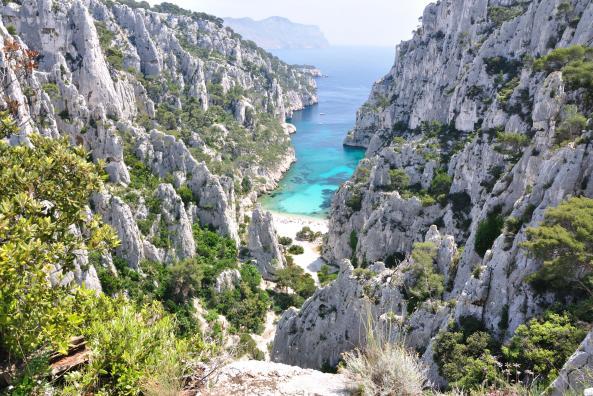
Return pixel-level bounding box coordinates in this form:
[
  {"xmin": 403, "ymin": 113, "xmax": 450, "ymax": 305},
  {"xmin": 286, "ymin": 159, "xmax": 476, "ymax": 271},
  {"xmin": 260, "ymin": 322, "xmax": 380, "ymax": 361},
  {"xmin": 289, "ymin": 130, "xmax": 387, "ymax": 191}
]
[{"xmin": 155, "ymin": 0, "xmax": 433, "ymax": 47}]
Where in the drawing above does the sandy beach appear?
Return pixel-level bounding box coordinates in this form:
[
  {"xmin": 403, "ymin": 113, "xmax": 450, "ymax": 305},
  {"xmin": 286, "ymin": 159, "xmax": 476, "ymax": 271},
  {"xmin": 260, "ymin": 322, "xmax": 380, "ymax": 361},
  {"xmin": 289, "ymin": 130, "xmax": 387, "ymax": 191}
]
[{"xmin": 269, "ymin": 211, "xmax": 328, "ymax": 283}]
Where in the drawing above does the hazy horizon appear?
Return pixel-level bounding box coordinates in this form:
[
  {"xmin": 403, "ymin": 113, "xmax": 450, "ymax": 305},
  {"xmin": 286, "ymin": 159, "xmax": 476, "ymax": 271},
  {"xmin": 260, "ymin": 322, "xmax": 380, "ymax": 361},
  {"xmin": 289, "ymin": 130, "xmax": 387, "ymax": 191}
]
[{"xmin": 148, "ymin": 0, "xmax": 433, "ymax": 47}]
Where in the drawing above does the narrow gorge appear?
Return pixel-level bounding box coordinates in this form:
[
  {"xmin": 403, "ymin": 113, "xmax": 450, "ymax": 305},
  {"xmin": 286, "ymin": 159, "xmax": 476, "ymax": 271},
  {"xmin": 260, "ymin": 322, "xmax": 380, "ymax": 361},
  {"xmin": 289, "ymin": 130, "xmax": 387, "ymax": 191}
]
[{"xmin": 1, "ymin": 0, "xmax": 593, "ymax": 395}]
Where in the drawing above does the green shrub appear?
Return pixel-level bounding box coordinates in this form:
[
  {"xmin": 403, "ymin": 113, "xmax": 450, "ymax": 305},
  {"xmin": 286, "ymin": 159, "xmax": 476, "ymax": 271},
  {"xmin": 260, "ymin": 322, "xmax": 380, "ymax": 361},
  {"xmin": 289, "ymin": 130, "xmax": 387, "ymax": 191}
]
[
  {"xmin": 0, "ymin": 128, "xmax": 118, "ymax": 360},
  {"xmin": 166, "ymin": 259, "xmax": 203, "ymax": 303},
  {"xmin": 105, "ymin": 47, "xmax": 124, "ymax": 70},
  {"xmin": 237, "ymin": 333, "xmax": 264, "ymax": 360},
  {"xmin": 276, "ymin": 265, "xmax": 316, "ymax": 299},
  {"xmin": 533, "ymin": 45, "xmax": 593, "ymax": 73},
  {"xmin": 296, "ymin": 226, "xmax": 321, "ymax": 242},
  {"xmin": 353, "ymin": 268, "xmax": 374, "ymax": 281},
  {"xmin": 404, "ymin": 242, "xmax": 444, "ymax": 312},
  {"xmin": 212, "ymin": 282, "xmax": 270, "ymax": 334},
  {"xmin": 318, "ymin": 264, "xmax": 338, "ymax": 286},
  {"xmin": 126, "ymin": 152, "xmax": 160, "ymax": 191},
  {"xmin": 434, "ymin": 320, "xmax": 502, "ymax": 390},
  {"xmin": 65, "ymin": 300, "xmax": 190, "ymax": 395},
  {"xmin": 484, "ymin": 56, "xmax": 522, "ymax": 77},
  {"xmin": 555, "ymin": 105, "xmax": 587, "ymax": 145},
  {"xmin": 42, "ymin": 82, "xmax": 60, "ymax": 99},
  {"xmin": 502, "ymin": 312, "xmax": 586, "ymax": 384},
  {"xmin": 494, "ymin": 131, "xmax": 529, "ymax": 156},
  {"xmin": 241, "ymin": 176, "xmax": 252, "ymax": 194},
  {"xmin": 270, "ymin": 265, "xmax": 316, "ymax": 312},
  {"xmin": 389, "ymin": 168, "xmax": 410, "ymax": 192},
  {"xmin": 488, "ymin": 5, "xmax": 525, "ymax": 27},
  {"xmin": 278, "ymin": 236, "xmax": 293, "ymax": 246},
  {"xmin": 346, "ymin": 190, "xmax": 363, "ymax": 211},
  {"xmin": 176, "ymin": 184, "xmax": 193, "ymax": 205},
  {"xmin": 288, "ymin": 244, "xmax": 305, "ymax": 255},
  {"xmin": 497, "ymin": 76, "xmax": 520, "ymax": 104},
  {"xmin": 534, "ymin": 45, "xmax": 593, "ymax": 92},
  {"xmin": 430, "ymin": 170, "xmax": 452, "ymax": 198},
  {"xmin": 6, "ymin": 24, "xmax": 16, "ymax": 35},
  {"xmin": 474, "ymin": 209, "xmax": 505, "ymax": 257}
]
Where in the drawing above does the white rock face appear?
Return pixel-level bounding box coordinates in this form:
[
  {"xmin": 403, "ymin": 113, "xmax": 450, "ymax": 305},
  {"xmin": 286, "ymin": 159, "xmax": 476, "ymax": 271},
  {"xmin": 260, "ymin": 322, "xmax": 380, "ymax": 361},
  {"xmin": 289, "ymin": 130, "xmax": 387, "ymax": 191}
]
[
  {"xmin": 274, "ymin": 225, "xmax": 456, "ymax": 371},
  {"xmin": 201, "ymin": 360, "xmax": 352, "ymax": 396},
  {"xmin": 276, "ymin": 0, "xmax": 593, "ymax": 386},
  {"xmin": 214, "ymin": 269, "xmax": 241, "ymax": 293},
  {"xmin": 92, "ymin": 192, "xmax": 146, "ymax": 269},
  {"xmin": 549, "ymin": 330, "xmax": 593, "ymax": 395},
  {"xmin": 248, "ymin": 206, "xmax": 286, "ymax": 280},
  {"xmin": 154, "ymin": 183, "xmax": 195, "ymax": 261},
  {"xmin": 0, "ymin": 0, "xmax": 318, "ymax": 276}
]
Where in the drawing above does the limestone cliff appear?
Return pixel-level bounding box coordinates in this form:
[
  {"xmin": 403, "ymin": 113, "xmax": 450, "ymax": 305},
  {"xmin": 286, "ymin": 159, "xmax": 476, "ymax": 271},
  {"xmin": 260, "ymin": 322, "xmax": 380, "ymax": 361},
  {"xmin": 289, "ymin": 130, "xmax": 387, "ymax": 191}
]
[
  {"xmin": 274, "ymin": 0, "xmax": 593, "ymax": 389},
  {"xmin": 0, "ymin": 0, "xmax": 317, "ymax": 276}
]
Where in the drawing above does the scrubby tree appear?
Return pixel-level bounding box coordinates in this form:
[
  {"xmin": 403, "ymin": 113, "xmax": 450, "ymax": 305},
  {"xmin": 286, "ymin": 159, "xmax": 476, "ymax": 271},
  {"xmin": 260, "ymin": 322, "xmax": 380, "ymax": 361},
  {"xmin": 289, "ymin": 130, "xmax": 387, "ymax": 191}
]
[
  {"xmin": 389, "ymin": 168, "xmax": 410, "ymax": 192},
  {"xmin": 522, "ymin": 196, "xmax": 593, "ymax": 295},
  {"xmin": 404, "ymin": 242, "xmax": 444, "ymax": 312},
  {"xmin": 555, "ymin": 105, "xmax": 588, "ymax": 145}
]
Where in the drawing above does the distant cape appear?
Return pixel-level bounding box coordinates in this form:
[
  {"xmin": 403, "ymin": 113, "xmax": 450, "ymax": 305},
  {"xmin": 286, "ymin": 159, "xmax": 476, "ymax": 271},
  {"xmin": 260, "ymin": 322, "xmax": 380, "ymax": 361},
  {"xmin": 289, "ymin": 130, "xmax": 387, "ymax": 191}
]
[{"xmin": 224, "ymin": 16, "xmax": 330, "ymax": 50}]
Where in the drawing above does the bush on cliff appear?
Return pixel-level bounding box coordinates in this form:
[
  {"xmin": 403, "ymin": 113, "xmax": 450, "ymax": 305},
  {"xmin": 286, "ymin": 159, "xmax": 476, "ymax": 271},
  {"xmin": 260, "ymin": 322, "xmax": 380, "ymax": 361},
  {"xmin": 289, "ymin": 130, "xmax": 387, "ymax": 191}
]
[
  {"xmin": 502, "ymin": 312, "xmax": 586, "ymax": 384},
  {"xmin": 521, "ymin": 196, "xmax": 593, "ymax": 296},
  {"xmin": 403, "ymin": 242, "xmax": 444, "ymax": 313}
]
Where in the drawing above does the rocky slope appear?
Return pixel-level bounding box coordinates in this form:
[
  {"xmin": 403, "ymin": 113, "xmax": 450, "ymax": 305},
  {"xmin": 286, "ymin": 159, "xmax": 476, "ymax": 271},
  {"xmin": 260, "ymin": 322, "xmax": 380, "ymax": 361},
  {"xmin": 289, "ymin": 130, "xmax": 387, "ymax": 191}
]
[
  {"xmin": 224, "ymin": 16, "xmax": 330, "ymax": 50},
  {"xmin": 273, "ymin": 0, "xmax": 593, "ymax": 389},
  {"xmin": 0, "ymin": 0, "xmax": 317, "ymax": 278}
]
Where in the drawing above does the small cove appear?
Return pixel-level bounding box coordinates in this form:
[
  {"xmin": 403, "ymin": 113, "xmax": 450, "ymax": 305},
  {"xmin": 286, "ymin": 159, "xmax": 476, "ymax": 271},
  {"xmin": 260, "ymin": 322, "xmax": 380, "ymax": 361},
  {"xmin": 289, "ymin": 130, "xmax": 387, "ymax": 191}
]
[{"xmin": 260, "ymin": 46, "xmax": 395, "ymax": 218}]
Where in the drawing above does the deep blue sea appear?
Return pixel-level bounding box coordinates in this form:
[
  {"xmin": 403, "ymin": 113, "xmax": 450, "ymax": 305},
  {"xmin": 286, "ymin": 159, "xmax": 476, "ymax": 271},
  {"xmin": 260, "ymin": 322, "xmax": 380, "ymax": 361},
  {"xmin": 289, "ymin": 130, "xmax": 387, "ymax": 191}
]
[{"xmin": 260, "ymin": 46, "xmax": 395, "ymax": 218}]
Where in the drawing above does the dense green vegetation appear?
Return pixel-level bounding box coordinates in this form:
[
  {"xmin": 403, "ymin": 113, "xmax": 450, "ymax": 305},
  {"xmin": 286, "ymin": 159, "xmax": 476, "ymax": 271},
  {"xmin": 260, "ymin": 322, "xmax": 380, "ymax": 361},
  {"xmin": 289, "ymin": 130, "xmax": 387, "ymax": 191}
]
[
  {"xmin": 141, "ymin": 85, "xmax": 291, "ymax": 183},
  {"xmin": 434, "ymin": 311, "xmax": 586, "ymax": 391},
  {"xmin": 270, "ymin": 264, "xmax": 316, "ymax": 312},
  {"xmin": 434, "ymin": 318, "xmax": 502, "ymax": 390},
  {"xmin": 0, "ymin": 115, "xmax": 200, "ymax": 394},
  {"xmin": 502, "ymin": 312, "xmax": 586, "ymax": 382},
  {"xmin": 99, "ymin": 223, "xmax": 272, "ymax": 334},
  {"xmin": 433, "ymin": 197, "xmax": 593, "ymax": 392}
]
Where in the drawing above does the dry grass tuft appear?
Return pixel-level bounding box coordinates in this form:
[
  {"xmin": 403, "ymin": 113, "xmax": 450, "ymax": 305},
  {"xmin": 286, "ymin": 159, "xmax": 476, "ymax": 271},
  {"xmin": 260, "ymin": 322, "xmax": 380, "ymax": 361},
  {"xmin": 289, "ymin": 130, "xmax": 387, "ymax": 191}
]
[{"xmin": 340, "ymin": 308, "xmax": 429, "ymax": 396}]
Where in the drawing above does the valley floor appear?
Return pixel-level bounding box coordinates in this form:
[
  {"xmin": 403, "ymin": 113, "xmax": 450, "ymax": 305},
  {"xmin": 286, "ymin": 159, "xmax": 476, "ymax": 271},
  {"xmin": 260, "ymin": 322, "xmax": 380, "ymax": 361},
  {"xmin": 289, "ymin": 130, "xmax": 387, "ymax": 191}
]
[{"xmin": 270, "ymin": 212, "xmax": 328, "ymax": 284}]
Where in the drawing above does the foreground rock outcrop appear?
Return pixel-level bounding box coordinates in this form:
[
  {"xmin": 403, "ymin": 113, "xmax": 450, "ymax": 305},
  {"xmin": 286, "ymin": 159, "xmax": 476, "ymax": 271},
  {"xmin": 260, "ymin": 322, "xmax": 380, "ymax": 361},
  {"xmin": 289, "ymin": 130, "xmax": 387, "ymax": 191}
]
[
  {"xmin": 199, "ymin": 360, "xmax": 352, "ymax": 396},
  {"xmin": 549, "ymin": 330, "xmax": 593, "ymax": 395}
]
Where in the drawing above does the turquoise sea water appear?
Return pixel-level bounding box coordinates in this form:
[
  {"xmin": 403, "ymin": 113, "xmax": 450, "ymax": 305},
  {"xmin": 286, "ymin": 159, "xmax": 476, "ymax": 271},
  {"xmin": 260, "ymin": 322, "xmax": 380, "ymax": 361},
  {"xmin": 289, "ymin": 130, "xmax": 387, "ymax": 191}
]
[{"xmin": 260, "ymin": 47, "xmax": 395, "ymax": 218}]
